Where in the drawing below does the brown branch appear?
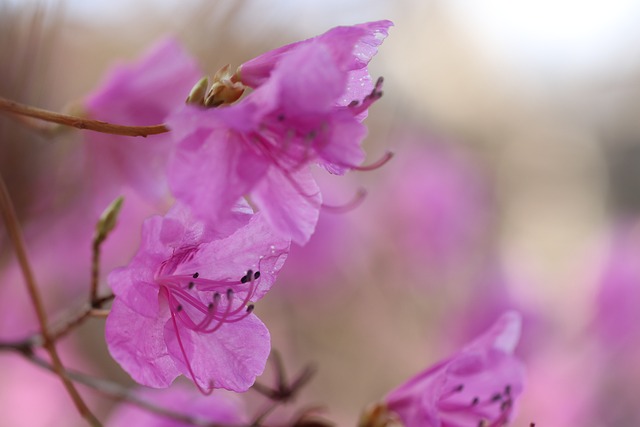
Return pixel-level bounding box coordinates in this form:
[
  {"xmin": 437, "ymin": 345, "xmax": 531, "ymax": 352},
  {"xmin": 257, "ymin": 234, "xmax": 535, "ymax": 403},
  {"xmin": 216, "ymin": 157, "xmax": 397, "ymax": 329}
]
[
  {"xmin": 0, "ymin": 96, "xmax": 168, "ymax": 137},
  {"xmin": 0, "ymin": 171, "xmax": 101, "ymax": 427},
  {"xmin": 20, "ymin": 351, "xmax": 241, "ymax": 427}
]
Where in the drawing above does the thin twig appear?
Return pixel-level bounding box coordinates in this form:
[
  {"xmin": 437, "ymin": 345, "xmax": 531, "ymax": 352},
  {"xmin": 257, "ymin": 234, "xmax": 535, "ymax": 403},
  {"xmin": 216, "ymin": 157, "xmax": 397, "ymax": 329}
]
[
  {"xmin": 21, "ymin": 351, "xmax": 241, "ymax": 427},
  {"xmin": 0, "ymin": 171, "xmax": 101, "ymax": 427},
  {"xmin": 0, "ymin": 96, "xmax": 168, "ymax": 137}
]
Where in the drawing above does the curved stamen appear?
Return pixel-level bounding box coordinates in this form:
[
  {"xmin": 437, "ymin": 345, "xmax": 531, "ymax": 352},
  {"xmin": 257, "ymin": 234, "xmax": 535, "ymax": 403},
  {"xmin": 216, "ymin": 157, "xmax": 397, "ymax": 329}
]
[
  {"xmin": 322, "ymin": 188, "xmax": 367, "ymax": 213},
  {"xmin": 163, "ymin": 287, "xmax": 214, "ymax": 396},
  {"xmin": 351, "ymin": 151, "xmax": 394, "ymax": 172}
]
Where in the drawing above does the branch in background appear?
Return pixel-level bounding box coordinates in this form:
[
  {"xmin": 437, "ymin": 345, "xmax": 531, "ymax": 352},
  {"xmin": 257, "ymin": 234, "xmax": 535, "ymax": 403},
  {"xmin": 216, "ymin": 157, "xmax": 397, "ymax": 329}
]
[{"xmin": 0, "ymin": 171, "xmax": 101, "ymax": 426}]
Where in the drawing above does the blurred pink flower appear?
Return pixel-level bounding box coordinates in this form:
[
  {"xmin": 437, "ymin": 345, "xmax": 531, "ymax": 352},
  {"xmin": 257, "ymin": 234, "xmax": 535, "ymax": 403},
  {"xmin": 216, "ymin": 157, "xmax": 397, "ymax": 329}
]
[
  {"xmin": 83, "ymin": 37, "xmax": 202, "ymax": 205},
  {"xmin": 372, "ymin": 138, "xmax": 491, "ymax": 276},
  {"xmin": 106, "ymin": 385, "xmax": 247, "ymax": 427},
  {"xmin": 593, "ymin": 225, "xmax": 640, "ymax": 349},
  {"xmin": 106, "ymin": 204, "xmax": 289, "ymax": 393},
  {"xmin": 167, "ymin": 21, "xmax": 392, "ymax": 245},
  {"xmin": 382, "ymin": 312, "xmax": 525, "ymax": 427}
]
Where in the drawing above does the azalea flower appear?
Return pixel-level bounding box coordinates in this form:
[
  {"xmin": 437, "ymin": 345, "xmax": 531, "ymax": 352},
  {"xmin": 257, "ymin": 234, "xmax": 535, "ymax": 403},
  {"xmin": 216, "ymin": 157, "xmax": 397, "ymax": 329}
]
[
  {"xmin": 105, "ymin": 204, "xmax": 290, "ymax": 393},
  {"xmin": 106, "ymin": 385, "xmax": 247, "ymax": 427},
  {"xmin": 168, "ymin": 21, "xmax": 392, "ymax": 245},
  {"xmin": 360, "ymin": 312, "xmax": 525, "ymax": 427},
  {"xmin": 83, "ymin": 37, "xmax": 201, "ymax": 205}
]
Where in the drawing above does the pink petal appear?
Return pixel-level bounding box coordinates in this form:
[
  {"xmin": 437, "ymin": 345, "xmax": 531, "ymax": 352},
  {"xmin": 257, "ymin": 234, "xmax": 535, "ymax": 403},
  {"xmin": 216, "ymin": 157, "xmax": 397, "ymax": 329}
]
[
  {"xmin": 176, "ymin": 212, "xmax": 289, "ymax": 300},
  {"xmin": 106, "ymin": 298, "xmax": 180, "ymax": 388},
  {"xmin": 252, "ymin": 166, "xmax": 321, "ymax": 246},
  {"xmin": 164, "ymin": 313, "xmax": 270, "ymax": 392}
]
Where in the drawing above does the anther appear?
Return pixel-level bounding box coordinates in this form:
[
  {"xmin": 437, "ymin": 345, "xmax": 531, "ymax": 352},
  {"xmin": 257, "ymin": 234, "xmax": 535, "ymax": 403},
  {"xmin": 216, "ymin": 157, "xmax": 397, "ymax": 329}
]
[
  {"xmin": 192, "ymin": 272, "xmax": 199, "ymax": 278},
  {"xmin": 490, "ymin": 393, "xmax": 502, "ymax": 402},
  {"xmin": 504, "ymin": 384, "xmax": 511, "ymax": 395},
  {"xmin": 253, "ymin": 271, "xmax": 260, "ymax": 280},
  {"xmin": 213, "ymin": 292, "xmax": 221, "ymax": 302},
  {"xmin": 240, "ymin": 269, "xmax": 253, "ymax": 283},
  {"xmin": 208, "ymin": 302, "xmax": 214, "ymax": 311},
  {"xmin": 226, "ymin": 288, "xmax": 234, "ymax": 299},
  {"xmin": 188, "ymin": 282, "xmax": 195, "ymax": 290},
  {"xmin": 453, "ymin": 384, "xmax": 464, "ymax": 392},
  {"xmin": 176, "ymin": 305, "xmax": 183, "ymax": 312},
  {"xmin": 471, "ymin": 397, "xmax": 479, "ymax": 406},
  {"xmin": 246, "ymin": 304, "xmax": 255, "ymax": 313}
]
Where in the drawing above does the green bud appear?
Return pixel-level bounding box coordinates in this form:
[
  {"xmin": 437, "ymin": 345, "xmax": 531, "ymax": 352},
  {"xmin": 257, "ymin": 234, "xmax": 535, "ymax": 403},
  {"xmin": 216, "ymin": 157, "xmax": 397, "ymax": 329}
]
[
  {"xmin": 186, "ymin": 76, "xmax": 209, "ymax": 106},
  {"xmin": 95, "ymin": 196, "xmax": 124, "ymax": 244}
]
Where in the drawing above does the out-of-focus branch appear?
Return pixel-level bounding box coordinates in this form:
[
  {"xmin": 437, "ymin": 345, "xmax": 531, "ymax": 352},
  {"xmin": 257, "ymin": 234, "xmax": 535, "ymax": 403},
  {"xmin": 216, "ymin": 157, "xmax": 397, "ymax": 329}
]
[
  {"xmin": 0, "ymin": 96, "xmax": 168, "ymax": 137},
  {"xmin": 0, "ymin": 171, "xmax": 101, "ymax": 427},
  {"xmin": 21, "ymin": 351, "xmax": 240, "ymax": 427}
]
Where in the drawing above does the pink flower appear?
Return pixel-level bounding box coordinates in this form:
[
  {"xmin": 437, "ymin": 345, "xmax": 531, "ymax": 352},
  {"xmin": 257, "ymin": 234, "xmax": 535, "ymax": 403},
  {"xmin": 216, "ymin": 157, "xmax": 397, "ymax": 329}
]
[
  {"xmin": 363, "ymin": 312, "xmax": 525, "ymax": 427},
  {"xmin": 106, "ymin": 385, "xmax": 247, "ymax": 427},
  {"xmin": 83, "ymin": 37, "xmax": 201, "ymax": 205},
  {"xmin": 167, "ymin": 21, "xmax": 392, "ymax": 245},
  {"xmin": 105, "ymin": 204, "xmax": 289, "ymax": 393}
]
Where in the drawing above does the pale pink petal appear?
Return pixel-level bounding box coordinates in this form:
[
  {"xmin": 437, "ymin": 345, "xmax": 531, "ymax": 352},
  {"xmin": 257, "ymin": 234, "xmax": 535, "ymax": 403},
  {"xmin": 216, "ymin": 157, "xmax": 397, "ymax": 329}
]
[
  {"xmin": 83, "ymin": 37, "xmax": 202, "ymax": 204},
  {"xmin": 164, "ymin": 313, "xmax": 270, "ymax": 392},
  {"xmin": 106, "ymin": 298, "xmax": 180, "ymax": 388},
  {"xmin": 252, "ymin": 166, "xmax": 321, "ymax": 246},
  {"xmin": 176, "ymin": 213, "xmax": 289, "ymax": 300}
]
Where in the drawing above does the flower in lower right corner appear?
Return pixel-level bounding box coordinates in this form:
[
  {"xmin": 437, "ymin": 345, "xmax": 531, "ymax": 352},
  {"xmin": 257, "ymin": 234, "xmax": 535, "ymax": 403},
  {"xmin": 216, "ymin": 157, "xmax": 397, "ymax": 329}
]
[{"xmin": 360, "ymin": 312, "xmax": 525, "ymax": 427}]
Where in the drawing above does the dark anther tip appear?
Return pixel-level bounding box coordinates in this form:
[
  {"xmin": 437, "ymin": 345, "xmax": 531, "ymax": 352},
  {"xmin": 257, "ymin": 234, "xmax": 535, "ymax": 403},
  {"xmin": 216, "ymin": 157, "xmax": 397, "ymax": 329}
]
[
  {"xmin": 240, "ymin": 276, "xmax": 249, "ymax": 284},
  {"xmin": 176, "ymin": 305, "xmax": 183, "ymax": 312},
  {"xmin": 192, "ymin": 272, "xmax": 199, "ymax": 278},
  {"xmin": 188, "ymin": 282, "xmax": 195, "ymax": 289},
  {"xmin": 246, "ymin": 304, "xmax": 255, "ymax": 312},
  {"xmin": 253, "ymin": 271, "xmax": 261, "ymax": 279}
]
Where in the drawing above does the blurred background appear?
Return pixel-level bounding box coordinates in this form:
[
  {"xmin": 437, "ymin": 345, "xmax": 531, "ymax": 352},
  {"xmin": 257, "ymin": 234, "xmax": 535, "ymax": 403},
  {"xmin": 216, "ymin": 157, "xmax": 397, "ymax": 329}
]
[{"xmin": 2, "ymin": 0, "xmax": 640, "ymax": 425}]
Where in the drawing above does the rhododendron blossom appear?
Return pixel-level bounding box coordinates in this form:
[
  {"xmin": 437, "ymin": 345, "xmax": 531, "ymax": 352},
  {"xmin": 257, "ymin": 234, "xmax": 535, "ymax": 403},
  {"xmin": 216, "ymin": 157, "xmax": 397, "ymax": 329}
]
[
  {"xmin": 167, "ymin": 20, "xmax": 392, "ymax": 245},
  {"xmin": 361, "ymin": 312, "xmax": 525, "ymax": 427},
  {"xmin": 105, "ymin": 204, "xmax": 289, "ymax": 393}
]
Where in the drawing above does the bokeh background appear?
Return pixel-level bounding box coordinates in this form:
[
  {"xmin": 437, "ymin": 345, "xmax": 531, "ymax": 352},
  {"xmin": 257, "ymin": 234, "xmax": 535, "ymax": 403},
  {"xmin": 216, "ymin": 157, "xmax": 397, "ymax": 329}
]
[{"xmin": 3, "ymin": 0, "xmax": 640, "ymax": 425}]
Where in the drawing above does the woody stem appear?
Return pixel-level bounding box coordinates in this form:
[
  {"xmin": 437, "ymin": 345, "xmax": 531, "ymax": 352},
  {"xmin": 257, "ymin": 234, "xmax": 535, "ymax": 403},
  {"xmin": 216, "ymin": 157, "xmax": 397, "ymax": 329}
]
[
  {"xmin": 0, "ymin": 171, "xmax": 101, "ymax": 427},
  {"xmin": 0, "ymin": 96, "xmax": 168, "ymax": 137}
]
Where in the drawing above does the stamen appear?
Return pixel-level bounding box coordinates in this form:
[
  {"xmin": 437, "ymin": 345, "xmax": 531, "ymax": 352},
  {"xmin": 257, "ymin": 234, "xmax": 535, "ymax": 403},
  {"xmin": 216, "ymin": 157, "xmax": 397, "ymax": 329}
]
[
  {"xmin": 192, "ymin": 272, "xmax": 199, "ymax": 278},
  {"xmin": 246, "ymin": 304, "xmax": 255, "ymax": 313},
  {"xmin": 168, "ymin": 302, "xmax": 214, "ymax": 396},
  {"xmin": 253, "ymin": 271, "xmax": 260, "ymax": 280},
  {"xmin": 490, "ymin": 393, "xmax": 502, "ymax": 402},
  {"xmin": 176, "ymin": 305, "xmax": 183, "ymax": 312},
  {"xmin": 471, "ymin": 397, "xmax": 479, "ymax": 406},
  {"xmin": 351, "ymin": 151, "xmax": 394, "ymax": 172},
  {"xmin": 504, "ymin": 385, "xmax": 511, "ymax": 396},
  {"xmin": 322, "ymin": 188, "xmax": 367, "ymax": 214},
  {"xmin": 188, "ymin": 282, "xmax": 195, "ymax": 290}
]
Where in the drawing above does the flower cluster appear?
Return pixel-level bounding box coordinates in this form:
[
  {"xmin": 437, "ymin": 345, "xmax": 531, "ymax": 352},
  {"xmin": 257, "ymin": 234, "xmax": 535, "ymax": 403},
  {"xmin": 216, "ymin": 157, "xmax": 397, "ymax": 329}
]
[{"xmin": 93, "ymin": 21, "xmax": 392, "ymax": 394}]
